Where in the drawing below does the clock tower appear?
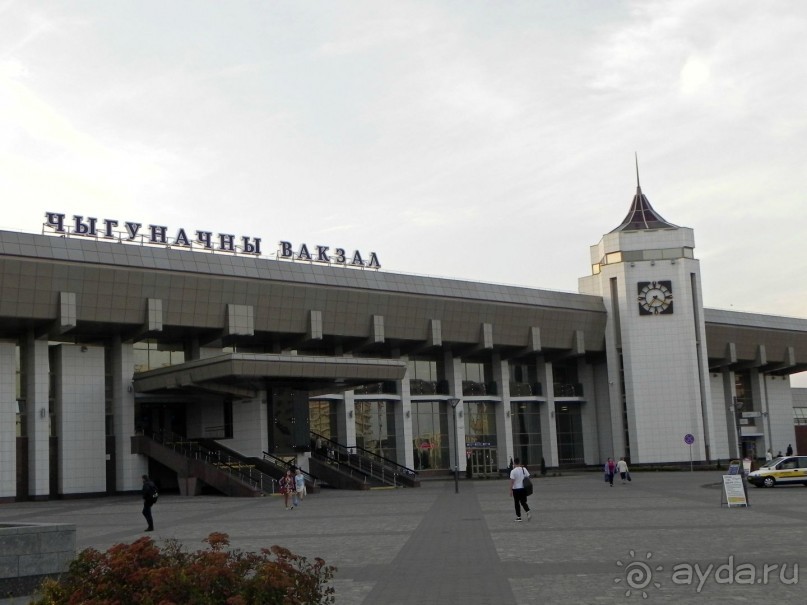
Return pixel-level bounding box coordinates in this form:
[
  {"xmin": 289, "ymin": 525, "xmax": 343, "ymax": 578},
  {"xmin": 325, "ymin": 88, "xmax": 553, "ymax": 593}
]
[{"xmin": 578, "ymin": 168, "xmax": 715, "ymax": 464}]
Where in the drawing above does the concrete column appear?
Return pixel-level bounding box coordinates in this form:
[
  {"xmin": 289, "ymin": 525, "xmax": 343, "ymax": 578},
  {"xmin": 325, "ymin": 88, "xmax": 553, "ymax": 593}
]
[
  {"xmin": 24, "ymin": 332, "xmax": 49, "ymax": 499},
  {"xmin": 764, "ymin": 375, "xmax": 798, "ymax": 456},
  {"xmin": 0, "ymin": 342, "xmax": 16, "ymax": 499},
  {"xmin": 493, "ymin": 355, "xmax": 513, "ymax": 472},
  {"xmin": 342, "ymin": 390, "xmax": 357, "ymax": 448},
  {"xmin": 397, "ymin": 355, "xmax": 415, "ymax": 469},
  {"xmin": 594, "ymin": 369, "xmax": 618, "ymax": 464},
  {"xmin": 577, "ymin": 358, "xmax": 599, "ymax": 465},
  {"xmin": 53, "ymin": 344, "xmax": 105, "ymax": 495},
  {"xmin": 227, "ymin": 389, "xmax": 268, "ymax": 456},
  {"xmin": 749, "ymin": 369, "xmax": 767, "ymax": 459},
  {"xmin": 111, "ymin": 336, "xmax": 147, "ymax": 491},
  {"xmin": 722, "ymin": 369, "xmax": 740, "ymax": 460},
  {"xmin": 538, "ymin": 359, "xmax": 559, "ymax": 468},
  {"xmin": 444, "ymin": 350, "xmax": 466, "ymax": 472}
]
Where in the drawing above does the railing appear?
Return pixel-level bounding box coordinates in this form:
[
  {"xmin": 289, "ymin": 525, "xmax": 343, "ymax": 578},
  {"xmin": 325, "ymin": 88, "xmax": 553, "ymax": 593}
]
[
  {"xmin": 554, "ymin": 382, "xmax": 584, "ymax": 397},
  {"xmin": 353, "ymin": 381, "xmax": 398, "ymax": 395},
  {"xmin": 509, "ymin": 382, "xmax": 542, "ymax": 396},
  {"xmin": 148, "ymin": 429, "xmax": 277, "ymax": 494},
  {"xmin": 462, "ymin": 381, "xmax": 498, "ymax": 396},
  {"xmin": 311, "ymin": 431, "xmax": 417, "ymax": 487},
  {"xmin": 409, "ymin": 379, "xmax": 449, "ymax": 396}
]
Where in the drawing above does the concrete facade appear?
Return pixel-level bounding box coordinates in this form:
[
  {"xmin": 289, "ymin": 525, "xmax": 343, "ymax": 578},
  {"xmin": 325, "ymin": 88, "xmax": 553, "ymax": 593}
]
[{"xmin": 1, "ymin": 189, "xmax": 806, "ymax": 499}]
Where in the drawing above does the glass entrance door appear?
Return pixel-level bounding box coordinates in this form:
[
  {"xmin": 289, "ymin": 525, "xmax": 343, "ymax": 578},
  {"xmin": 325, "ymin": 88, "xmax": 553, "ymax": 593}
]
[{"xmin": 468, "ymin": 447, "xmax": 498, "ymax": 477}]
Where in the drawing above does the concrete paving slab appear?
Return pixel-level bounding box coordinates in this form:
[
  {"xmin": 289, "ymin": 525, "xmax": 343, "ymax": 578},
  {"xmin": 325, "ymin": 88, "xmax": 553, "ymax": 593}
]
[{"xmin": 1, "ymin": 471, "xmax": 806, "ymax": 604}]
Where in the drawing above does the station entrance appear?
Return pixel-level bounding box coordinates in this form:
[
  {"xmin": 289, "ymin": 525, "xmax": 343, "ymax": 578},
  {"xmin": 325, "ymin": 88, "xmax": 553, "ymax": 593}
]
[{"xmin": 467, "ymin": 447, "xmax": 498, "ymax": 478}]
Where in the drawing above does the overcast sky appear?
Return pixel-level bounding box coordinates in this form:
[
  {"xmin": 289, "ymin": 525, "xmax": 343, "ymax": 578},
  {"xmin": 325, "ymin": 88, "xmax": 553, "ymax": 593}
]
[{"xmin": 2, "ymin": 1, "xmax": 806, "ymax": 383}]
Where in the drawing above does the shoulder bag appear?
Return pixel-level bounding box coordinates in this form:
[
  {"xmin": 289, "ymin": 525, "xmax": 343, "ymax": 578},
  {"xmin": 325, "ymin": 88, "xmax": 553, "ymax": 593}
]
[{"xmin": 522, "ymin": 468, "xmax": 533, "ymax": 496}]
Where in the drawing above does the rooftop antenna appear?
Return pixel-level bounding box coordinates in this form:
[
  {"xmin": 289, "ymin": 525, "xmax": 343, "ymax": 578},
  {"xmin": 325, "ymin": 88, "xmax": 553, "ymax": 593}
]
[{"xmin": 635, "ymin": 152, "xmax": 641, "ymax": 189}]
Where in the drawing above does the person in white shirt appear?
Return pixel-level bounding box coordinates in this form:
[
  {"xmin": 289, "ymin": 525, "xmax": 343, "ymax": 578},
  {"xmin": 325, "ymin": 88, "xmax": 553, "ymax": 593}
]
[
  {"xmin": 617, "ymin": 457, "xmax": 630, "ymax": 484},
  {"xmin": 509, "ymin": 458, "xmax": 531, "ymax": 522},
  {"xmin": 293, "ymin": 468, "xmax": 306, "ymax": 506}
]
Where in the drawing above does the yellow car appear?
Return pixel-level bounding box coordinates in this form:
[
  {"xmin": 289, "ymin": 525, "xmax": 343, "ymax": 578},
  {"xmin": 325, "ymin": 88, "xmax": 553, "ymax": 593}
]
[{"xmin": 747, "ymin": 456, "xmax": 807, "ymax": 488}]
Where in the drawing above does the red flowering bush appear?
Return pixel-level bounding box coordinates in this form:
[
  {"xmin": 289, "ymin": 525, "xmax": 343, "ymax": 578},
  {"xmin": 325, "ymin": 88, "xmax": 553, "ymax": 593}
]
[{"xmin": 32, "ymin": 532, "xmax": 336, "ymax": 605}]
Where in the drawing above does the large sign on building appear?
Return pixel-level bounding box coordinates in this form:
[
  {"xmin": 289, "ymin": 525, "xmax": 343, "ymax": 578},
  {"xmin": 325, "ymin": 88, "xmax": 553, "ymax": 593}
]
[{"xmin": 44, "ymin": 212, "xmax": 380, "ymax": 269}]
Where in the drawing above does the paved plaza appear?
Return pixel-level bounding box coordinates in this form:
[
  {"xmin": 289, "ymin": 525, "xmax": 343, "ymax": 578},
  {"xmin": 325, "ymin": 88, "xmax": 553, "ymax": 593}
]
[{"xmin": 2, "ymin": 471, "xmax": 806, "ymax": 604}]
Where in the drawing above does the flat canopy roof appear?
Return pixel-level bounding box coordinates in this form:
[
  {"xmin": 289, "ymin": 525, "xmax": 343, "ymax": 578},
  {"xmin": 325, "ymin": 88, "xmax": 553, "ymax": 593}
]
[{"xmin": 134, "ymin": 353, "xmax": 407, "ymax": 398}]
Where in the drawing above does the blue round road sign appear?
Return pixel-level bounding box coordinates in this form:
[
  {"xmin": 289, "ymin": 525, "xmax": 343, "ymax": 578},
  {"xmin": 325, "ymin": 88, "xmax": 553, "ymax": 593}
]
[{"xmin": 684, "ymin": 434, "xmax": 695, "ymax": 444}]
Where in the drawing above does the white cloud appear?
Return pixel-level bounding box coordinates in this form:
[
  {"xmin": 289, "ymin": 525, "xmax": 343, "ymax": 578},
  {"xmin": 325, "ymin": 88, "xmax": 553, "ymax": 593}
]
[
  {"xmin": 0, "ymin": 0, "xmax": 804, "ymax": 323},
  {"xmin": 679, "ymin": 55, "xmax": 711, "ymax": 96}
]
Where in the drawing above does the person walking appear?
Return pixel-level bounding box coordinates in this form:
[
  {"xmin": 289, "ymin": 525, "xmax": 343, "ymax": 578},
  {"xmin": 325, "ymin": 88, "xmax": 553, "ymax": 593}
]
[
  {"xmin": 604, "ymin": 458, "xmax": 617, "ymax": 487},
  {"xmin": 141, "ymin": 475, "xmax": 158, "ymax": 531},
  {"xmin": 279, "ymin": 469, "xmax": 294, "ymax": 510},
  {"xmin": 617, "ymin": 457, "xmax": 630, "ymax": 484},
  {"xmin": 766, "ymin": 449, "xmax": 773, "ymax": 462},
  {"xmin": 509, "ymin": 457, "xmax": 531, "ymax": 522},
  {"xmin": 292, "ymin": 468, "xmax": 306, "ymax": 507},
  {"xmin": 786, "ymin": 444, "xmax": 793, "ymax": 456}
]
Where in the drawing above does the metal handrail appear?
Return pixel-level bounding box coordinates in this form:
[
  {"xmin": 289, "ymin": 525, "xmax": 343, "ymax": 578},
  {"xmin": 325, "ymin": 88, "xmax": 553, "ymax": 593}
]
[
  {"xmin": 312, "ymin": 431, "xmax": 415, "ymax": 476},
  {"xmin": 148, "ymin": 430, "xmax": 277, "ymax": 494},
  {"xmin": 311, "ymin": 431, "xmax": 418, "ymax": 486}
]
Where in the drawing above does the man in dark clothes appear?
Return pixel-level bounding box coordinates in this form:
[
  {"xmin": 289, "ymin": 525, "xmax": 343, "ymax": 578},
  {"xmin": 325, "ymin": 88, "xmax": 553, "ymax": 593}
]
[{"xmin": 141, "ymin": 474, "xmax": 158, "ymax": 531}]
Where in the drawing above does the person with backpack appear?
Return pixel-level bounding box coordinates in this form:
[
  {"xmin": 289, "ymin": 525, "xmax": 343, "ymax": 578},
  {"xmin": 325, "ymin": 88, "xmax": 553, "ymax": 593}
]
[
  {"xmin": 509, "ymin": 458, "xmax": 531, "ymax": 522},
  {"xmin": 141, "ymin": 474, "xmax": 158, "ymax": 531}
]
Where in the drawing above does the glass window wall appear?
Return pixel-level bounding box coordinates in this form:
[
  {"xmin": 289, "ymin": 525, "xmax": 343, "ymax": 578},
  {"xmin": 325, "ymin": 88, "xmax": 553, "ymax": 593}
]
[
  {"xmin": 355, "ymin": 400, "xmax": 397, "ymax": 462},
  {"xmin": 462, "ymin": 361, "xmax": 493, "ymax": 396},
  {"xmin": 133, "ymin": 341, "xmax": 185, "ymax": 373},
  {"xmin": 556, "ymin": 404, "xmax": 584, "ymax": 464},
  {"xmin": 309, "ymin": 400, "xmax": 338, "ymax": 447},
  {"xmin": 411, "ymin": 400, "xmax": 449, "ymax": 470},
  {"xmin": 464, "ymin": 401, "xmax": 496, "ymax": 448},
  {"xmin": 509, "ymin": 362, "xmax": 539, "ymax": 396},
  {"xmin": 408, "ymin": 356, "xmax": 445, "ymax": 395},
  {"xmin": 511, "ymin": 401, "xmax": 542, "ymax": 466}
]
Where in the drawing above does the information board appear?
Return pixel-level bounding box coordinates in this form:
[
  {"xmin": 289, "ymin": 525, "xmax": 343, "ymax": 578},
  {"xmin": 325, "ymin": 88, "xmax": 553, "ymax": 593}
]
[{"xmin": 722, "ymin": 475, "xmax": 748, "ymax": 507}]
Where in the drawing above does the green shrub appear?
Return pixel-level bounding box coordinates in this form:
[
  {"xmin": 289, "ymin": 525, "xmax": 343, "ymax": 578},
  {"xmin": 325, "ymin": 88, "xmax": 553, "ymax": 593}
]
[{"xmin": 32, "ymin": 532, "xmax": 336, "ymax": 605}]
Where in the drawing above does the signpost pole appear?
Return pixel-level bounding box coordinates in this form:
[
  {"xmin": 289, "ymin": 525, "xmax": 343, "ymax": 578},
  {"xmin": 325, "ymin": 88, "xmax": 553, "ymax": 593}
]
[
  {"xmin": 684, "ymin": 434, "xmax": 695, "ymax": 471},
  {"xmin": 448, "ymin": 398, "xmax": 462, "ymax": 494}
]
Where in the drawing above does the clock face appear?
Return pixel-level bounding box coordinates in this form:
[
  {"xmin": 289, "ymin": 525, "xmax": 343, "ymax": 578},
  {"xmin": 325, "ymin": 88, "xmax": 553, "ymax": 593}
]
[{"xmin": 637, "ymin": 280, "xmax": 673, "ymax": 315}]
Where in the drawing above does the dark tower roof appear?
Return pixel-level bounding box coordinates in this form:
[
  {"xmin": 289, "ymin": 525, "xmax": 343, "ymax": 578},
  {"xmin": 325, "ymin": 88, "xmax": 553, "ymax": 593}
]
[{"xmin": 610, "ymin": 158, "xmax": 678, "ymax": 233}]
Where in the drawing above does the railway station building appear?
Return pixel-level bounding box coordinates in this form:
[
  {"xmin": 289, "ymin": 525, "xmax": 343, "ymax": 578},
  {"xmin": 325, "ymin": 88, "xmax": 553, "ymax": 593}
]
[{"xmin": 1, "ymin": 182, "xmax": 806, "ymax": 500}]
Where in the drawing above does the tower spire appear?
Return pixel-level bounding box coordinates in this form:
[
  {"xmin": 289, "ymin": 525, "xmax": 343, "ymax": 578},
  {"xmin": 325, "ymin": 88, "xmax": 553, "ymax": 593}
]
[{"xmin": 610, "ymin": 157, "xmax": 678, "ymax": 232}]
